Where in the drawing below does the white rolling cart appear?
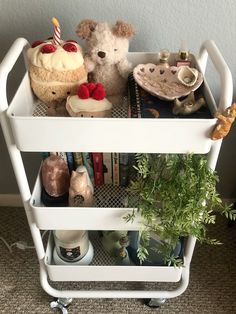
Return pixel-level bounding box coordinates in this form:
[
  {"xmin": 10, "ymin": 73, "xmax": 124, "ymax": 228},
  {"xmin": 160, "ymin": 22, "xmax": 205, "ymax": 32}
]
[{"xmin": 0, "ymin": 38, "xmax": 233, "ymax": 313}]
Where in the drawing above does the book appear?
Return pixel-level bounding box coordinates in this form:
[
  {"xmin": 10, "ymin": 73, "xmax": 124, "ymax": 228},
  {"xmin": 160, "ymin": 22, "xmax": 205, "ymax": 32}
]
[
  {"xmin": 103, "ymin": 153, "xmax": 113, "ymax": 185},
  {"xmin": 112, "ymin": 152, "xmax": 119, "ymax": 186},
  {"xmin": 119, "ymin": 153, "xmax": 129, "ymax": 187},
  {"xmin": 82, "ymin": 152, "xmax": 95, "ymax": 185},
  {"xmin": 66, "ymin": 152, "xmax": 75, "ymax": 173},
  {"xmin": 73, "ymin": 152, "xmax": 83, "ymax": 168},
  {"xmin": 92, "ymin": 153, "xmax": 104, "ymax": 186}
]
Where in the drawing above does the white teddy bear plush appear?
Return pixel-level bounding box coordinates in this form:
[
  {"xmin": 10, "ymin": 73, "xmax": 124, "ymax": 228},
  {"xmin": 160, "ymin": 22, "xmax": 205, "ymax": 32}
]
[{"xmin": 76, "ymin": 19, "xmax": 135, "ymax": 105}]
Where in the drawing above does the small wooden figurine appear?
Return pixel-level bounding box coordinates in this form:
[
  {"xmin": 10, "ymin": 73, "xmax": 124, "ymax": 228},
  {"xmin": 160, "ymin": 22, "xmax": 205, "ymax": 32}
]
[{"xmin": 211, "ymin": 103, "xmax": 236, "ymax": 140}]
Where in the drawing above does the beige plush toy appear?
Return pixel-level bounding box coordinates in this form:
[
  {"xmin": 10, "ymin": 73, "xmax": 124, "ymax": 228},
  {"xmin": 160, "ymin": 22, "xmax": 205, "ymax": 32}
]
[
  {"xmin": 27, "ymin": 18, "xmax": 87, "ymax": 116},
  {"xmin": 76, "ymin": 19, "xmax": 135, "ymax": 105}
]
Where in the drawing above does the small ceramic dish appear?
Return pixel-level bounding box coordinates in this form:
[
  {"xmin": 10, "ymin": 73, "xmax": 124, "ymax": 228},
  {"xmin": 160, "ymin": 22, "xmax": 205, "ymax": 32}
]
[
  {"xmin": 133, "ymin": 63, "xmax": 203, "ymax": 101},
  {"xmin": 177, "ymin": 66, "xmax": 199, "ymax": 87}
]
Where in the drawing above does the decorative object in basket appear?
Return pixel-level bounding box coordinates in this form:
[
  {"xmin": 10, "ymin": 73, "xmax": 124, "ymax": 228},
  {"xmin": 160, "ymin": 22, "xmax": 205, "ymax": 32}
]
[
  {"xmin": 27, "ymin": 17, "xmax": 87, "ymax": 115},
  {"xmin": 101, "ymin": 230, "xmax": 130, "ymax": 259},
  {"xmin": 66, "ymin": 82, "xmax": 112, "ymax": 117},
  {"xmin": 41, "ymin": 155, "xmax": 70, "ymax": 206},
  {"xmin": 69, "ymin": 165, "xmax": 94, "ymax": 207},
  {"xmin": 133, "ymin": 63, "xmax": 203, "ymax": 101},
  {"xmin": 53, "ymin": 230, "xmax": 93, "ymax": 264},
  {"xmin": 173, "ymin": 91, "xmax": 206, "ymax": 115},
  {"xmin": 211, "ymin": 103, "xmax": 236, "ymax": 140},
  {"xmin": 76, "ymin": 19, "xmax": 135, "ymax": 105}
]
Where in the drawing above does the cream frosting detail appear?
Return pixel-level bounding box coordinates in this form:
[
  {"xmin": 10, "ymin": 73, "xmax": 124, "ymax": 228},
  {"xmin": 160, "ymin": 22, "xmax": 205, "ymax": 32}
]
[
  {"xmin": 67, "ymin": 95, "xmax": 112, "ymax": 112},
  {"xmin": 27, "ymin": 41, "xmax": 84, "ymax": 71}
]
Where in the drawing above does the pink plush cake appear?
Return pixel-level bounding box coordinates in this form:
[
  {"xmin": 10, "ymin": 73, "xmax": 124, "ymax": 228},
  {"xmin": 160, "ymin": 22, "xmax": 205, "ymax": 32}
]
[{"xmin": 66, "ymin": 83, "xmax": 112, "ymax": 117}]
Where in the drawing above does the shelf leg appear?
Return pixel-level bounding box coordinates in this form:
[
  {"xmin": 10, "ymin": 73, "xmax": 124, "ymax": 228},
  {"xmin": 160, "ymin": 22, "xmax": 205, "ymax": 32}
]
[{"xmin": 50, "ymin": 298, "xmax": 73, "ymax": 314}]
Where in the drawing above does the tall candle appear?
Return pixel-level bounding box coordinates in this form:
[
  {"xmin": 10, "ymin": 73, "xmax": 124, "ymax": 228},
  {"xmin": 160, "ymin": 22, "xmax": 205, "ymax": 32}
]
[{"xmin": 52, "ymin": 17, "xmax": 61, "ymax": 45}]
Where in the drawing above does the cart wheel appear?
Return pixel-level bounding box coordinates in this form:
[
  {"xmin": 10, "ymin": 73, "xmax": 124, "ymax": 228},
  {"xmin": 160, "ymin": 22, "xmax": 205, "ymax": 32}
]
[
  {"xmin": 50, "ymin": 297, "xmax": 73, "ymax": 314},
  {"xmin": 144, "ymin": 298, "xmax": 166, "ymax": 308}
]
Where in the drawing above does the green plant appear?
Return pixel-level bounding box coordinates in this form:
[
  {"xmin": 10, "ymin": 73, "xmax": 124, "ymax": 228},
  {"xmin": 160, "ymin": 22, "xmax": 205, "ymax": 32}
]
[{"xmin": 125, "ymin": 153, "xmax": 236, "ymax": 267}]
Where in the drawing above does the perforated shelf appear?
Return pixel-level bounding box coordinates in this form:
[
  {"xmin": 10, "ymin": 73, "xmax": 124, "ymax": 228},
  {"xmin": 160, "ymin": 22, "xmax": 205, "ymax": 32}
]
[{"xmin": 32, "ymin": 98, "xmax": 129, "ymax": 118}]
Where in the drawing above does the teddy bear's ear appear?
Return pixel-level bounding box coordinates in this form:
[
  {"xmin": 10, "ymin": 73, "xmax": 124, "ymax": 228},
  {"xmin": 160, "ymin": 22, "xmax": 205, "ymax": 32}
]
[
  {"xmin": 112, "ymin": 20, "xmax": 135, "ymax": 38},
  {"xmin": 76, "ymin": 19, "xmax": 97, "ymax": 40}
]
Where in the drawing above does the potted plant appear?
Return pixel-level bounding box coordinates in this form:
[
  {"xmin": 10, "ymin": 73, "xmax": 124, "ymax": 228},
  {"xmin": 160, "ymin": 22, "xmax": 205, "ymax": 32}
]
[{"xmin": 125, "ymin": 153, "xmax": 236, "ymax": 267}]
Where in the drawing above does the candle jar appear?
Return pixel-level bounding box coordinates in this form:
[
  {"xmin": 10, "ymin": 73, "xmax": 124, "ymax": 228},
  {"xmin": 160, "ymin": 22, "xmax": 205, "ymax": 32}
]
[{"xmin": 53, "ymin": 230, "xmax": 89, "ymax": 262}]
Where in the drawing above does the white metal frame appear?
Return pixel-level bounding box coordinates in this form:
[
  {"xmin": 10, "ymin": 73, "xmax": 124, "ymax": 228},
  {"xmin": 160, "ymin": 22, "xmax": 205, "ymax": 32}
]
[{"xmin": 0, "ymin": 38, "xmax": 233, "ymax": 302}]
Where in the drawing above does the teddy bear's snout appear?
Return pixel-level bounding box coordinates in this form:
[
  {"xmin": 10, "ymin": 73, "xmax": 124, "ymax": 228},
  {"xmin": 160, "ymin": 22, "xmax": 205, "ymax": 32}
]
[{"xmin": 97, "ymin": 51, "xmax": 106, "ymax": 58}]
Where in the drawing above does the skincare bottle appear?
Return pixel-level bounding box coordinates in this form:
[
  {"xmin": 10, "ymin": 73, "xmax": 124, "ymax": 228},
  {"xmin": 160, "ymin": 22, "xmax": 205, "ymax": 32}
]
[{"xmin": 176, "ymin": 41, "xmax": 191, "ymax": 67}]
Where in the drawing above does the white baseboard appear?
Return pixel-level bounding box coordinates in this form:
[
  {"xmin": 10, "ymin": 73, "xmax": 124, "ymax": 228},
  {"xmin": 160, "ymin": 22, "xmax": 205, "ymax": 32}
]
[{"xmin": 0, "ymin": 194, "xmax": 23, "ymax": 207}]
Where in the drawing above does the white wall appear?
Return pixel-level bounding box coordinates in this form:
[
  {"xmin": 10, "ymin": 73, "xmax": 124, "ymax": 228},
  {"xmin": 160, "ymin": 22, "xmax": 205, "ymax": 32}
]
[{"xmin": 0, "ymin": 0, "xmax": 236, "ymax": 197}]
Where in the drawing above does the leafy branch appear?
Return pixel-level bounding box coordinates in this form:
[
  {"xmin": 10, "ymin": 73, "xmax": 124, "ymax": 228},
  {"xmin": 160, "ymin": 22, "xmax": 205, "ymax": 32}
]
[{"xmin": 127, "ymin": 153, "xmax": 235, "ymax": 266}]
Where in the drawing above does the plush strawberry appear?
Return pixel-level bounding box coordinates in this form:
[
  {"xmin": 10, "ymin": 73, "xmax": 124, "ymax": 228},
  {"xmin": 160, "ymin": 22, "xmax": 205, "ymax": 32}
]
[
  {"xmin": 92, "ymin": 84, "xmax": 106, "ymax": 100},
  {"xmin": 77, "ymin": 84, "xmax": 90, "ymax": 99},
  {"xmin": 41, "ymin": 44, "xmax": 56, "ymax": 54},
  {"xmin": 84, "ymin": 83, "xmax": 97, "ymax": 95},
  {"xmin": 63, "ymin": 43, "xmax": 78, "ymax": 52}
]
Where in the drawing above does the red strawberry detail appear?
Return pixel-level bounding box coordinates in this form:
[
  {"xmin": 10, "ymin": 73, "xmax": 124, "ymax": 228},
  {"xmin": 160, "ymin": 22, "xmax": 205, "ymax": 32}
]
[
  {"xmin": 31, "ymin": 40, "xmax": 45, "ymax": 48},
  {"xmin": 63, "ymin": 43, "xmax": 77, "ymax": 52},
  {"xmin": 77, "ymin": 84, "xmax": 90, "ymax": 99},
  {"xmin": 84, "ymin": 83, "xmax": 97, "ymax": 95},
  {"xmin": 41, "ymin": 44, "xmax": 56, "ymax": 54},
  {"xmin": 92, "ymin": 84, "xmax": 106, "ymax": 100}
]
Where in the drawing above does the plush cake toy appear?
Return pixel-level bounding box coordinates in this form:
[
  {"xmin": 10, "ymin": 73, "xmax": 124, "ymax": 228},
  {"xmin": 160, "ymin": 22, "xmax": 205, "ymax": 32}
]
[
  {"xmin": 76, "ymin": 19, "xmax": 135, "ymax": 105},
  {"xmin": 66, "ymin": 82, "xmax": 112, "ymax": 117},
  {"xmin": 27, "ymin": 17, "xmax": 87, "ymax": 115}
]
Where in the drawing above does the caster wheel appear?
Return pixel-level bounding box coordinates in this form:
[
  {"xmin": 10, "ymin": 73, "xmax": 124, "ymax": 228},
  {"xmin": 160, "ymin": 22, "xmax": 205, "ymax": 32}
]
[
  {"xmin": 144, "ymin": 298, "xmax": 166, "ymax": 308},
  {"xmin": 50, "ymin": 298, "xmax": 73, "ymax": 314}
]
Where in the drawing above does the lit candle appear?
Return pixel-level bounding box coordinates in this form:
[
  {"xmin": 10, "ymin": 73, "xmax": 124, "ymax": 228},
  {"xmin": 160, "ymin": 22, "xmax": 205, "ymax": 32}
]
[{"xmin": 52, "ymin": 17, "xmax": 61, "ymax": 45}]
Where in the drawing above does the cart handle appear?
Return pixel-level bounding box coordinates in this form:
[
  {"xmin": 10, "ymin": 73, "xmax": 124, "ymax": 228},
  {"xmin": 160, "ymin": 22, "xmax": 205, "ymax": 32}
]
[
  {"xmin": 0, "ymin": 37, "xmax": 30, "ymax": 114},
  {"xmin": 197, "ymin": 39, "xmax": 233, "ymax": 112}
]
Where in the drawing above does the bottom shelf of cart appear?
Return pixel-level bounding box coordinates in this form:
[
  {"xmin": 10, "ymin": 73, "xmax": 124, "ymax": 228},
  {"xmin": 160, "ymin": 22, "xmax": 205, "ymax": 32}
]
[{"xmin": 44, "ymin": 232, "xmax": 183, "ymax": 283}]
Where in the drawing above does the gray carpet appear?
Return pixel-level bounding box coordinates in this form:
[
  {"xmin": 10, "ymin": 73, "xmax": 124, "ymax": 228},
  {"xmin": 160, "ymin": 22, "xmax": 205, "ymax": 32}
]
[{"xmin": 0, "ymin": 206, "xmax": 236, "ymax": 314}]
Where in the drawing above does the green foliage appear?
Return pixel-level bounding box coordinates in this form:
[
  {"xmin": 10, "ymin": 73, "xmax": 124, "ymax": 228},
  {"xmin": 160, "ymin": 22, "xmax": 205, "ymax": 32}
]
[{"xmin": 126, "ymin": 153, "xmax": 236, "ymax": 266}]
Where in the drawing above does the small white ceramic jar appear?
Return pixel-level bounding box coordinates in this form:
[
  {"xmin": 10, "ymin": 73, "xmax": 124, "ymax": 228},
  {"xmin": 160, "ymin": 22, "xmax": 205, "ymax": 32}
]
[{"xmin": 53, "ymin": 230, "xmax": 89, "ymax": 262}]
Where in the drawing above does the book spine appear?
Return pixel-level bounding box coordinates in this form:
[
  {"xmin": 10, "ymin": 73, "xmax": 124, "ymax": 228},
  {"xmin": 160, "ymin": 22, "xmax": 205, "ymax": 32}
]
[
  {"xmin": 119, "ymin": 153, "xmax": 129, "ymax": 187},
  {"xmin": 128, "ymin": 73, "xmax": 141, "ymax": 118},
  {"xmin": 66, "ymin": 152, "xmax": 75, "ymax": 173},
  {"xmin": 112, "ymin": 152, "xmax": 120, "ymax": 186},
  {"xmin": 41, "ymin": 152, "xmax": 49, "ymax": 160},
  {"xmin": 103, "ymin": 153, "xmax": 113, "ymax": 185},
  {"xmin": 56, "ymin": 152, "xmax": 68, "ymax": 163},
  {"xmin": 82, "ymin": 152, "xmax": 95, "ymax": 185},
  {"xmin": 73, "ymin": 152, "xmax": 83, "ymax": 168},
  {"xmin": 92, "ymin": 153, "xmax": 104, "ymax": 186}
]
